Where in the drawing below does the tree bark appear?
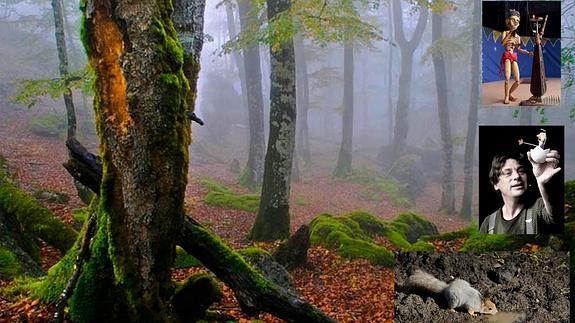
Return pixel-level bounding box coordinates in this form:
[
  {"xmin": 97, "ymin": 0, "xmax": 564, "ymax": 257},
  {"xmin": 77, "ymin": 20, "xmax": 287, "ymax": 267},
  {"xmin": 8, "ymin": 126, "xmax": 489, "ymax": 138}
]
[
  {"xmin": 249, "ymin": 0, "xmax": 296, "ymax": 241},
  {"xmin": 294, "ymin": 33, "xmax": 311, "ymax": 165},
  {"xmin": 334, "ymin": 41, "xmax": 354, "ymax": 177},
  {"xmin": 431, "ymin": 12, "xmax": 455, "ymax": 214},
  {"xmin": 460, "ymin": 0, "xmax": 480, "ymax": 218},
  {"xmin": 72, "ymin": 0, "xmax": 197, "ymax": 319},
  {"xmin": 224, "ymin": 0, "xmax": 249, "ymax": 112},
  {"xmin": 390, "ymin": 0, "xmax": 428, "ymax": 162},
  {"xmin": 387, "ymin": 1, "xmax": 394, "ymax": 144},
  {"xmin": 238, "ymin": 0, "xmax": 265, "ymax": 187},
  {"xmin": 51, "ymin": 0, "xmax": 76, "ymax": 140}
]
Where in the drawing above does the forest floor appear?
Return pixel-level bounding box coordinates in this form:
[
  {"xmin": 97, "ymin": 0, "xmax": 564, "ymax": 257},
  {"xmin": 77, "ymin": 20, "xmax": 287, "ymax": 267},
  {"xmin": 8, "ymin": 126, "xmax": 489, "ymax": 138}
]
[{"xmin": 0, "ymin": 106, "xmax": 472, "ymax": 322}]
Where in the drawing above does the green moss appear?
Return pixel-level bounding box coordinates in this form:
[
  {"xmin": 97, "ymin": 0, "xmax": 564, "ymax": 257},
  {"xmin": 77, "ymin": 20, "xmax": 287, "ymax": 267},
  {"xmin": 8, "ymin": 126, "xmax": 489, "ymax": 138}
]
[
  {"xmin": 0, "ymin": 247, "xmax": 23, "ymax": 279},
  {"xmin": 200, "ymin": 177, "xmax": 260, "ymax": 213},
  {"xmin": 388, "ymin": 212, "xmax": 439, "ymax": 243},
  {"xmin": 346, "ymin": 212, "xmax": 387, "ymax": 235},
  {"xmin": 0, "ymin": 169, "xmax": 77, "ymax": 254},
  {"xmin": 458, "ymin": 226, "xmax": 548, "ymax": 252},
  {"xmin": 174, "ymin": 246, "xmax": 201, "ymax": 269},
  {"xmin": 72, "ymin": 207, "xmax": 90, "ymax": 226},
  {"xmin": 309, "ymin": 214, "xmax": 394, "ymax": 266},
  {"xmin": 238, "ymin": 247, "xmax": 271, "ymax": 262},
  {"xmin": 421, "ymin": 224, "xmax": 476, "ymax": 242}
]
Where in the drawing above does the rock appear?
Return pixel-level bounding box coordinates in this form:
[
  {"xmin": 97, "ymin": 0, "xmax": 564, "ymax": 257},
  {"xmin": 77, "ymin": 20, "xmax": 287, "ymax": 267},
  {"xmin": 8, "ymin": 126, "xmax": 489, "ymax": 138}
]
[
  {"xmin": 240, "ymin": 248, "xmax": 295, "ymax": 292},
  {"xmin": 33, "ymin": 189, "xmax": 70, "ymax": 204},
  {"xmin": 273, "ymin": 225, "xmax": 310, "ymax": 270}
]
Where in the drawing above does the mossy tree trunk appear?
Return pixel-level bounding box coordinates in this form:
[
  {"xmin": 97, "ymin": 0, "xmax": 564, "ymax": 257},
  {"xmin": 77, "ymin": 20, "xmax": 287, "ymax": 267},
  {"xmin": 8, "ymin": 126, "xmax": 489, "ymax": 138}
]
[
  {"xmin": 431, "ymin": 12, "xmax": 455, "ymax": 214},
  {"xmin": 334, "ymin": 40, "xmax": 354, "ymax": 177},
  {"xmin": 390, "ymin": 0, "xmax": 428, "ymax": 162},
  {"xmin": 51, "ymin": 0, "xmax": 76, "ymax": 140},
  {"xmin": 249, "ymin": 0, "xmax": 296, "ymax": 241},
  {"xmin": 238, "ymin": 0, "xmax": 265, "ymax": 188},
  {"xmin": 71, "ymin": 0, "xmax": 195, "ymax": 320},
  {"xmin": 460, "ymin": 0, "xmax": 480, "ymax": 219}
]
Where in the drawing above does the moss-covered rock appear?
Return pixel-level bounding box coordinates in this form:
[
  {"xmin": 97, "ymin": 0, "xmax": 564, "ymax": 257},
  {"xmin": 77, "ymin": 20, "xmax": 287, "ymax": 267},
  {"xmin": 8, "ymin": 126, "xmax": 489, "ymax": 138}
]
[
  {"xmin": 173, "ymin": 273, "xmax": 223, "ymax": 322},
  {"xmin": 389, "ymin": 154, "xmax": 426, "ymax": 200},
  {"xmin": 309, "ymin": 212, "xmax": 438, "ymax": 266},
  {"xmin": 200, "ymin": 177, "xmax": 260, "ymax": 213},
  {"xmin": 342, "ymin": 167, "xmax": 412, "ymax": 208},
  {"xmin": 33, "ymin": 189, "xmax": 70, "ymax": 204},
  {"xmin": 388, "ymin": 212, "xmax": 439, "ymax": 244},
  {"xmin": 309, "ymin": 214, "xmax": 394, "ymax": 266}
]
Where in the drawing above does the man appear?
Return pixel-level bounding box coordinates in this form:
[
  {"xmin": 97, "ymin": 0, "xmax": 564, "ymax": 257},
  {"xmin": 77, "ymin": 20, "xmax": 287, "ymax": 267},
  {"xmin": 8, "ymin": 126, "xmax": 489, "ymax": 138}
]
[{"xmin": 480, "ymin": 148, "xmax": 561, "ymax": 234}]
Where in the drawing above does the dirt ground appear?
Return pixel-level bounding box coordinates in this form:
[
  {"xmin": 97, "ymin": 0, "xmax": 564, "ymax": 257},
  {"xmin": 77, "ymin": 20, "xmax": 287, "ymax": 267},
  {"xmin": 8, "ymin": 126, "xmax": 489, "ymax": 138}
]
[{"xmin": 394, "ymin": 251, "xmax": 570, "ymax": 323}]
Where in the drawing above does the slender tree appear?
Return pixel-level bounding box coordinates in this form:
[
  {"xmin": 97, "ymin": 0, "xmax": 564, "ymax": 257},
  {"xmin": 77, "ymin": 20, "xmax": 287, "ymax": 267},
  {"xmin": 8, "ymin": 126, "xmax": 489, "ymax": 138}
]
[
  {"xmin": 390, "ymin": 0, "xmax": 428, "ymax": 161},
  {"xmin": 460, "ymin": 0, "xmax": 480, "ymax": 218},
  {"xmin": 238, "ymin": 0, "xmax": 266, "ymax": 188},
  {"xmin": 294, "ymin": 33, "xmax": 311, "ymax": 165},
  {"xmin": 224, "ymin": 0, "xmax": 249, "ymax": 110},
  {"xmin": 249, "ymin": 0, "xmax": 296, "ymax": 241},
  {"xmin": 51, "ymin": 0, "xmax": 76, "ymax": 140},
  {"xmin": 431, "ymin": 10, "xmax": 455, "ymax": 213},
  {"xmin": 333, "ymin": 40, "xmax": 354, "ymax": 177}
]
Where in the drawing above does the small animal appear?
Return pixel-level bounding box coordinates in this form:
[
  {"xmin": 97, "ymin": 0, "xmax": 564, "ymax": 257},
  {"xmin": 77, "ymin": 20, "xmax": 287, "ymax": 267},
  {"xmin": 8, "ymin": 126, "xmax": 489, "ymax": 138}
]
[{"xmin": 404, "ymin": 269, "xmax": 498, "ymax": 316}]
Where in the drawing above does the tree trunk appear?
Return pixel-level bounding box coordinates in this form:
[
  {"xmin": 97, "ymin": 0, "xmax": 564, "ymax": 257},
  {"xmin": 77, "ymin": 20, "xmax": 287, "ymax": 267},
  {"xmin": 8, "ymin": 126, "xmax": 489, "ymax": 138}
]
[
  {"xmin": 431, "ymin": 12, "xmax": 455, "ymax": 214},
  {"xmin": 390, "ymin": 0, "xmax": 428, "ymax": 162},
  {"xmin": 70, "ymin": 0, "xmax": 197, "ymax": 320},
  {"xmin": 249, "ymin": 0, "xmax": 296, "ymax": 241},
  {"xmin": 334, "ymin": 41, "xmax": 354, "ymax": 177},
  {"xmin": 224, "ymin": 0, "xmax": 249, "ymax": 111},
  {"xmin": 238, "ymin": 0, "xmax": 265, "ymax": 188},
  {"xmin": 460, "ymin": 0, "xmax": 480, "ymax": 218},
  {"xmin": 386, "ymin": 1, "xmax": 394, "ymax": 144},
  {"xmin": 294, "ymin": 33, "xmax": 311, "ymax": 165},
  {"xmin": 51, "ymin": 0, "xmax": 76, "ymax": 140}
]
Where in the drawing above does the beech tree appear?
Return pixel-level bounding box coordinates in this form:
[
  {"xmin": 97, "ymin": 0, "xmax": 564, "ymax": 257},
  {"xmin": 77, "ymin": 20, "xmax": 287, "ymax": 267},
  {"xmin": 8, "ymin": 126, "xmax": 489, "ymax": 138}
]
[
  {"xmin": 53, "ymin": 0, "xmax": 333, "ymax": 321},
  {"xmin": 249, "ymin": 0, "xmax": 296, "ymax": 241}
]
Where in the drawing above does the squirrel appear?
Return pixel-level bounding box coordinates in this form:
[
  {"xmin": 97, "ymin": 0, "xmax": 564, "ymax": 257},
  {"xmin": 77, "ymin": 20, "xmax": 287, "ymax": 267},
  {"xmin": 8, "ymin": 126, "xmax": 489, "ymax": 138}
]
[{"xmin": 404, "ymin": 269, "xmax": 498, "ymax": 316}]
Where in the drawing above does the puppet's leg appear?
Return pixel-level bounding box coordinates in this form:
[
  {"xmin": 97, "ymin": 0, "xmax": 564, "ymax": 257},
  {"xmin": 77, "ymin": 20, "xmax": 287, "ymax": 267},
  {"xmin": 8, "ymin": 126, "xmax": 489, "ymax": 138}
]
[
  {"xmin": 504, "ymin": 59, "xmax": 512, "ymax": 104},
  {"xmin": 509, "ymin": 61, "xmax": 520, "ymax": 101}
]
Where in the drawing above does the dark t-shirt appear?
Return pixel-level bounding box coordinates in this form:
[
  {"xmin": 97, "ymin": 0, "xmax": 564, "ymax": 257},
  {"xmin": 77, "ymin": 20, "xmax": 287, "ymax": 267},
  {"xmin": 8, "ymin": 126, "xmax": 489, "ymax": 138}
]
[{"xmin": 479, "ymin": 198, "xmax": 553, "ymax": 234}]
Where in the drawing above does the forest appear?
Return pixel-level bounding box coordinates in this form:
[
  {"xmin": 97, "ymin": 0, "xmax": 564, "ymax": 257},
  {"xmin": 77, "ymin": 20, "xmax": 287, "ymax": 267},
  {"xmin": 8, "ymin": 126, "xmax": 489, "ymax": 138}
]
[{"xmin": 0, "ymin": 0, "xmax": 574, "ymax": 322}]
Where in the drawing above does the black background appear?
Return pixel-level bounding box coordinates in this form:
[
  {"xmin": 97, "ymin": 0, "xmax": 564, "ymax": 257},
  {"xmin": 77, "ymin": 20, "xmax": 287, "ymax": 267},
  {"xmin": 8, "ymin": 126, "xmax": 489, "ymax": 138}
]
[
  {"xmin": 482, "ymin": 1, "xmax": 561, "ymax": 38},
  {"xmin": 478, "ymin": 125, "xmax": 564, "ymax": 233}
]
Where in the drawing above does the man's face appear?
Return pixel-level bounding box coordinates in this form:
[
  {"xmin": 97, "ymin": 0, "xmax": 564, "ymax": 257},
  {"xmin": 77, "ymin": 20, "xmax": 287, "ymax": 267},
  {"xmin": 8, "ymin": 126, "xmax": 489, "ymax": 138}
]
[
  {"xmin": 506, "ymin": 16, "xmax": 520, "ymax": 31},
  {"xmin": 494, "ymin": 158, "xmax": 528, "ymax": 198}
]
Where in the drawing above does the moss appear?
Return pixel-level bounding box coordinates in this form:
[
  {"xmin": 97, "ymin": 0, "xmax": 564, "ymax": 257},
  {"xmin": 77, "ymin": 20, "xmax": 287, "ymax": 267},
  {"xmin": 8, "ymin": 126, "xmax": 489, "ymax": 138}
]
[
  {"xmin": 566, "ymin": 180, "xmax": 575, "ymax": 214},
  {"xmin": 200, "ymin": 177, "xmax": 260, "ymax": 213},
  {"xmin": 238, "ymin": 168, "xmax": 260, "ymax": 191},
  {"xmin": 173, "ymin": 273, "xmax": 222, "ymax": 322},
  {"xmin": 346, "ymin": 212, "xmax": 387, "ymax": 236},
  {"xmin": 309, "ymin": 214, "xmax": 394, "ymax": 266},
  {"xmin": 388, "ymin": 212, "xmax": 439, "ymax": 243},
  {"xmin": 0, "ymin": 169, "xmax": 77, "ymax": 254},
  {"xmin": 174, "ymin": 246, "xmax": 201, "ymax": 269},
  {"xmin": 238, "ymin": 247, "xmax": 271, "ymax": 262},
  {"xmin": 421, "ymin": 224, "xmax": 476, "ymax": 242},
  {"xmin": 69, "ymin": 207, "xmax": 124, "ymax": 322},
  {"xmin": 72, "ymin": 207, "xmax": 90, "ymax": 226},
  {"xmin": 458, "ymin": 226, "xmax": 549, "ymax": 252},
  {"xmin": 0, "ymin": 247, "xmax": 23, "ymax": 279}
]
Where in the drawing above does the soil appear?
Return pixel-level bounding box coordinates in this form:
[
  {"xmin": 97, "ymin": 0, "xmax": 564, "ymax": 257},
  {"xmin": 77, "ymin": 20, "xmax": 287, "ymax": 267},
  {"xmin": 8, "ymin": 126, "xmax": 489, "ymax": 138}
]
[{"xmin": 394, "ymin": 251, "xmax": 570, "ymax": 323}]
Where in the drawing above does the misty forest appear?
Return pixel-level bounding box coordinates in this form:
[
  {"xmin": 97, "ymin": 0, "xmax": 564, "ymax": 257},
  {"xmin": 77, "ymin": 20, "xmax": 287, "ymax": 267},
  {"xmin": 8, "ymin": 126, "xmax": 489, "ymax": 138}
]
[{"xmin": 0, "ymin": 0, "xmax": 574, "ymax": 321}]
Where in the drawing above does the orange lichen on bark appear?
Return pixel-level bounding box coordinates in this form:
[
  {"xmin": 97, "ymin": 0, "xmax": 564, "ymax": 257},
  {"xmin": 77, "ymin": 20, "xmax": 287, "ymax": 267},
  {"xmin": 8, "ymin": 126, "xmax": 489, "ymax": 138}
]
[{"xmin": 92, "ymin": 9, "xmax": 131, "ymax": 132}]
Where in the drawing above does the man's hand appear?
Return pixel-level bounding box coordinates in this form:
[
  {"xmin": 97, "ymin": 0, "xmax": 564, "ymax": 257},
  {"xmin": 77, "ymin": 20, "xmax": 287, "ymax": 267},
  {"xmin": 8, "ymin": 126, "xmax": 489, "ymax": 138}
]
[{"xmin": 528, "ymin": 149, "xmax": 561, "ymax": 184}]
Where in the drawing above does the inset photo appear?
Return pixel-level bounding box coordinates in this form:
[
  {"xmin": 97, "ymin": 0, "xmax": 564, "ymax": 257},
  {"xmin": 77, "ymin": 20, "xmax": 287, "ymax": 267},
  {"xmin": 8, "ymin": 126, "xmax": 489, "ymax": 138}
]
[
  {"xmin": 482, "ymin": 1, "xmax": 561, "ymax": 106},
  {"xmin": 395, "ymin": 251, "xmax": 570, "ymax": 323},
  {"xmin": 479, "ymin": 126, "xmax": 564, "ymax": 234}
]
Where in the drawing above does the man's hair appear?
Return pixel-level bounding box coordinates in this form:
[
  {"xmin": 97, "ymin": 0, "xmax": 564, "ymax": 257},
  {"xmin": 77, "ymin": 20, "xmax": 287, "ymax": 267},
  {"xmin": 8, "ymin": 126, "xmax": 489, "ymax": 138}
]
[{"xmin": 489, "ymin": 152, "xmax": 528, "ymax": 186}]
